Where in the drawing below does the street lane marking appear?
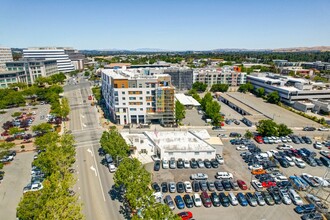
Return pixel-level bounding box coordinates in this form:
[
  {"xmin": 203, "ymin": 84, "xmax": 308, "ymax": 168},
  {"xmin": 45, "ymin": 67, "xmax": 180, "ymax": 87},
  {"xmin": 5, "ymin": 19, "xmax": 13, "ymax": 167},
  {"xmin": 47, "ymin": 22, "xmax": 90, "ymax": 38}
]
[
  {"xmin": 87, "ymin": 148, "xmax": 94, "ymax": 157},
  {"xmin": 90, "ymin": 166, "xmax": 97, "ymax": 176},
  {"xmin": 82, "ymin": 123, "xmax": 87, "ymax": 127},
  {"xmin": 91, "ymin": 146, "xmax": 106, "ymax": 202},
  {"xmin": 80, "ymin": 114, "xmax": 85, "ymax": 118}
]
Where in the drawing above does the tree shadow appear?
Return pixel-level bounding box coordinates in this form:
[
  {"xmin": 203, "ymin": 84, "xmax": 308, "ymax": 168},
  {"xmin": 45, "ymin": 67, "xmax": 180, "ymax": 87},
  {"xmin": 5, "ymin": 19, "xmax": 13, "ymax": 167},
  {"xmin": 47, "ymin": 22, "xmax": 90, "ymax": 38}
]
[{"xmin": 108, "ymin": 185, "xmax": 132, "ymax": 220}]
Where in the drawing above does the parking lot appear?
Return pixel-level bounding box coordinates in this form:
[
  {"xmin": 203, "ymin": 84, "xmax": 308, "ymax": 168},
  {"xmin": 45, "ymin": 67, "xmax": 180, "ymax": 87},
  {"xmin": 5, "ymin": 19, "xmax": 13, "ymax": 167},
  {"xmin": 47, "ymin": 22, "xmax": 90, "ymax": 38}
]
[
  {"xmin": 227, "ymin": 92, "xmax": 320, "ymax": 128},
  {"xmin": 0, "ymin": 152, "xmax": 34, "ymax": 220}
]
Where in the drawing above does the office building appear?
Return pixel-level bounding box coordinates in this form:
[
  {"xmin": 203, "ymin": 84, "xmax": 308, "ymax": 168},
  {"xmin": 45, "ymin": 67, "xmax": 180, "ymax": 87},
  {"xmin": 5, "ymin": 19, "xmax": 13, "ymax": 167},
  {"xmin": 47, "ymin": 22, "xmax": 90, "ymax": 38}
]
[
  {"xmin": 194, "ymin": 66, "xmax": 247, "ymax": 86},
  {"xmin": 247, "ymin": 72, "xmax": 330, "ymax": 104},
  {"xmin": 6, "ymin": 59, "xmax": 58, "ymax": 84},
  {"xmin": 23, "ymin": 47, "xmax": 75, "ymax": 73},
  {"xmin": 101, "ymin": 68, "xmax": 175, "ymax": 125},
  {"xmin": 63, "ymin": 48, "xmax": 85, "ymax": 70},
  {"xmin": 0, "ymin": 70, "xmax": 27, "ymax": 88},
  {"xmin": 0, "ymin": 47, "xmax": 13, "ymax": 71},
  {"xmin": 302, "ymin": 61, "xmax": 330, "ymax": 71}
]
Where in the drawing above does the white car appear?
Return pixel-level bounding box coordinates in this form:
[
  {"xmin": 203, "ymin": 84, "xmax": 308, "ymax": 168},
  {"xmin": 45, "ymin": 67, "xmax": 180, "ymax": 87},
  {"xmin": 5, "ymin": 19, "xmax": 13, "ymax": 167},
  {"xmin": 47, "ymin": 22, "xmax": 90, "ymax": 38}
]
[
  {"xmin": 277, "ymin": 144, "xmax": 293, "ymax": 150},
  {"xmin": 292, "ymin": 157, "xmax": 306, "ymax": 168},
  {"xmin": 281, "ymin": 136, "xmax": 288, "ymax": 143},
  {"xmin": 108, "ymin": 164, "xmax": 117, "ymax": 173},
  {"xmin": 279, "ymin": 189, "xmax": 292, "ymax": 205},
  {"xmin": 190, "ymin": 173, "xmax": 208, "ymax": 180},
  {"xmin": 228, "ymin": 192, "xmax": 239, "ymax": 206},
  {"xmin": 313, "ymin": 176, "xmax": 329, "ymax": 187},
  {"xmin": 215, "ymin": 172, "xmax": 233, "ymax": 180},
  {"xmin": 314, "ymin": 142, "xmax": 323, "ymax": 150},
  {"xmin": 251, "ymin": 180, "xmax": 263, "ymax": 191},
  {"xmin": 288, "ymin": 189, "xmax": 303, "ymax": 205},
  {"xmin": 184, "ymin": 181, "xmax": 192, "ymax": 193},
  {"xmin": 284, "ymin": 156, "xmax": 295, "ymax": 166},
  {"xmin": 274, "ymin": 175, "xmax": 288, "ymax": 182},
  {"xmin": 162, "ymin": 159, "xmax": 169, "ymax": 169},
  {"xmin": 286, "ymin": 136, "xmax": 292, "ymax": 142},
  {"xmin": 320, "ymin": 150, "xmax": 330, "ymax": 157},
  {"xmin": 215, "ymin": 154, "xmax": 224, "ymax": 164},
  {"xmin": 192, "ymin": 193, "xmax": 202, "ymax": 207},
  {"xmin": 255, "ymin": 191, "xmax": 266, "ymax": 206},
  {"xmin": 183, "ymin": 159, "xmax": 190, "ymax": 168},
  {"xmin": 319, "ymin": 127, "xmax": 330, "ymax": 131},
  {"xmin": 236, "ymin": 145, "xmax": 248, "ymax": 151},
  {"xmin": 248, "ymin": 164, "xmax": 263, "ymax": 170}
]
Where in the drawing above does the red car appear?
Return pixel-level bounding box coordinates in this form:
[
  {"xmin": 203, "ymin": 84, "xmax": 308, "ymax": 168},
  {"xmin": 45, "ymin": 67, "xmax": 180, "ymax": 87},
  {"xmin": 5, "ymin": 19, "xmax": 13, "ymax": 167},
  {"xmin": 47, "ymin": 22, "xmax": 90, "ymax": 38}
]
[
  {"xmin": 261, "ymin": 181, "xmax": 276, "ymax": 188},
  {"xmin": 200, "ymin": 191, "xmax": 212, "ymax": 208},
  {"xmin": 290, "ymin": 149, "xmax": 301, "ymax": 158},
  {"xmin": 177, "ymin": 211, "xmax": 193, "ymax": 220},
  {"xmin": 1, "ymin": 131, "xmax": 9, "ymax": 136},
  {"xmin": 237, "ymin": 179, "xmax": 248, "ymax": 190},
  {"xmin": 254, "ymin": 136, "xmax": 264, "ymax": 144}
]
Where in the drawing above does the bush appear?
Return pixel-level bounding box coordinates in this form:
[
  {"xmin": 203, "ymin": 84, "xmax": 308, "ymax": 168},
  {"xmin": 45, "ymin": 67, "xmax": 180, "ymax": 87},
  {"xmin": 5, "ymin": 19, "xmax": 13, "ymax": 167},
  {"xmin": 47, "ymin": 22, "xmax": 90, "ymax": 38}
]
[{"xmin": 11, "ymin": 112, "xmax": 21, "ymax": 117}]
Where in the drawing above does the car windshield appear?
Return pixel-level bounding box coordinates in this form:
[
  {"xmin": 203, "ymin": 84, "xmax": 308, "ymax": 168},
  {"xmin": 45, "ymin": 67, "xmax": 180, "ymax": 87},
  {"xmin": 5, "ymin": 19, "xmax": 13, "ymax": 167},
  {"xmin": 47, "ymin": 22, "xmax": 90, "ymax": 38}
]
[{"xmin": 195, "ymin": 198, "xmax": 201, "ymax": 202}]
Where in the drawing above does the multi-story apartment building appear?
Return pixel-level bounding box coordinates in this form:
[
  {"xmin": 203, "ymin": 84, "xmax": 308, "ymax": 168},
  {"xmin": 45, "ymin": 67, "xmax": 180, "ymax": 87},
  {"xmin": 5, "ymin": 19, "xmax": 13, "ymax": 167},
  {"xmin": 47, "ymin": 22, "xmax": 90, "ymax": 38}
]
[
  {"xmin": 0, "ymin": 70, "xmax": 28, "ymax": 88},
  {"xmin": 6, "ymin": 59, "xmax": 58, "ymax": 84},
  {"xmin": 0, "ymin": 47, "xmax": 13, "ymax": 71},
  {"xmin": 302, "ymin": 61, "xmax": 330, "ymax": 71},
  {"xmin": 194, "ymin": 66, "xmax": 246, "ymax": 86},
  {"xmin": 163, "ymin": 68, "xmax": 193, "ymax": 90},
  {"xmin": 23, "ymin": 47, "xmax": 75, "ymax": 73},
  {"xmin": 247, "ymin": 72, "xmax": 330, "ymax": 104},
  {"xmin": 101, "ymin": 68, "xmax": 175, "ymax": 125}
]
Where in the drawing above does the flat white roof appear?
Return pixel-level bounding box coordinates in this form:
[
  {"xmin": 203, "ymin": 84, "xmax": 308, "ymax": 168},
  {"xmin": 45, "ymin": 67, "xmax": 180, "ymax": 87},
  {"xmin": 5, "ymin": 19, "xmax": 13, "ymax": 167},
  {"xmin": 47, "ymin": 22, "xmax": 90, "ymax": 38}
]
[
  {"xmin": 144, "ymin": 130, "xmax": 215, "ymax": 152},
  {"xmin": 175, "ymin": 94, "xmax": 201, "ymax": 106}
]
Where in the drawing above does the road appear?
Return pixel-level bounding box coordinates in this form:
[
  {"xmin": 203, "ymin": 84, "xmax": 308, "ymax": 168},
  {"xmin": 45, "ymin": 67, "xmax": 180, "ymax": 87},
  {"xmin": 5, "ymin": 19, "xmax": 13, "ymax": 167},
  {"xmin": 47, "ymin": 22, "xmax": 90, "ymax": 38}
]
[{"xmin": 64, "ymin": 75, "xmax": 124, "ymax": 220}]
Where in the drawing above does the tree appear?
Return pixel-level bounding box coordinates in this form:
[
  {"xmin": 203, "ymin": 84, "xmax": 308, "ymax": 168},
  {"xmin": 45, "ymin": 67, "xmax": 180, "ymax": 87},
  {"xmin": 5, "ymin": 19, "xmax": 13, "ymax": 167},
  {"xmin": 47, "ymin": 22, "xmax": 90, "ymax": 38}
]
[
  {"xmin": 256, "ymin": 87, "xmax": 265, "ymax": 97},
  {"xmin": 92, "ymin": 87, "xmax": 101, "ymax": 102},
  {"xmin": 278, "ymin": 123, "xmax": 293, "ymax": 136},
  {"xmin": 192, "ymin": 82, "xmax": 207, "ymax": 92},
  {"xmin": 32, "ymin": 123, "xmax": 53, "ymax": 134},
  {"xmin": 0, "ymin": 142, "xmax": 15, "ymax": 152},
  {"xmin": 100, "ymin": 128, "xmax": 129, "ymax": 159},
  {"xmin": 256, "ymin": 120, "xmax": 279, "ymax": 136},
  {"xmin": 205, "ymin": 100, "xmax": 221, "ymax": 125},
  {"xmin": 114, "ymin": 158, "xmax": 152, "ymax": 210},
  {"xmin": 175, "ymin": 101, "xmax": 185, "ymax": 123},
  {"xmin": 9, "ymin": 82, "xmax": 28, "ymax": 90},
  {"xmin": 244, "ymin": 130, "xmax": 254, "ymax": 139},
  {"xmin": 61, "ymin": 97, "xmax": 70, "ymax": 119},
  {"xmin": 201, "ymin": 92, "xmax": 213, "ymax": 111},
  {"xmin": 9, "ymin": 127, "xmax": 22, "ymax": 135},
  {"xmin": 139, "ymin": 202, "xmax": 180, "ymax": 220},
  {"xmin": 267, "ymin": 91, "xmax": 280, "ymax": 104},
  {"xmin": 238, "ymin": 83, "xmax": 254, "ymax": 93},
  {"xmin": 210, "ymin": 84, "xmax": 229, "ymax": 92}
]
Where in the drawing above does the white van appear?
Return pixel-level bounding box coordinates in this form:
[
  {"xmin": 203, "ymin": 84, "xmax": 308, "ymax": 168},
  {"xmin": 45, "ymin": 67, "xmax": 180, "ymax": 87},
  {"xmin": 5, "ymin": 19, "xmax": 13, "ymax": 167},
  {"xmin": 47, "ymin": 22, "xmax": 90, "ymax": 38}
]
[{"xmin": 108, "ymin": 164, "xmax": 116, "ymax": 173}]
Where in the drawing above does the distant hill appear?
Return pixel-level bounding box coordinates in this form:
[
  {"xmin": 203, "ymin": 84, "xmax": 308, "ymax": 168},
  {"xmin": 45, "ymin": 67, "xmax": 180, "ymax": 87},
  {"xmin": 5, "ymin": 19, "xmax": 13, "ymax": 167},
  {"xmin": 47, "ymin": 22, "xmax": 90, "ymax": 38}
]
[{"xmin": 272, "ymin": 46, "xmax": 330, "ymax": 52}]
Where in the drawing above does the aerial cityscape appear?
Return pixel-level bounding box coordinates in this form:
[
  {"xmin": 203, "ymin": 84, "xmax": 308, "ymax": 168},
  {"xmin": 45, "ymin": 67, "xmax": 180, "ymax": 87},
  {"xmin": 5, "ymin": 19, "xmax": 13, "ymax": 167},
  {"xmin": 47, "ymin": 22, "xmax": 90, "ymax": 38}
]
[{"xmin": 1, "ymin": 1, "xmax": 330, "ymax": 220}]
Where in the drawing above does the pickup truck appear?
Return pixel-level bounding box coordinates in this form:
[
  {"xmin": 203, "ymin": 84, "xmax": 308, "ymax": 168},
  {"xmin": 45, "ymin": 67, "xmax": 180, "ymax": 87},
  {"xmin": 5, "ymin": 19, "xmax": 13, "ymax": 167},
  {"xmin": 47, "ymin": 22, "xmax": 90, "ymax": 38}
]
[{"xmin": 190, "ymin": 173, "xmax": 208, "ymax": 180}]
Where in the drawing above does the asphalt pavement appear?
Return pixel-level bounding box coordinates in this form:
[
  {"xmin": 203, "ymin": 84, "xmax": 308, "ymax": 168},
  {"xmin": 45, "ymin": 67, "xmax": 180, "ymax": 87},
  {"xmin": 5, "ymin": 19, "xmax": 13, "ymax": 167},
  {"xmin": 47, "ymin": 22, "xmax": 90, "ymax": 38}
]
[{"xmin": 64, "ymin": 76, "xmax": 124, "ymax": 220}]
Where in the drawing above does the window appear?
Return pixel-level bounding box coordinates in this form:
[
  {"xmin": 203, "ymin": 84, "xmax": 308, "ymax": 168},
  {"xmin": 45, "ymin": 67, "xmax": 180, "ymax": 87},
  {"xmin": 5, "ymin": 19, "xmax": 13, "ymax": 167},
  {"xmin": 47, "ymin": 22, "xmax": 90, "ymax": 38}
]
[
  {"xmin": 129, "ymin": 97, "xmax": 136, "ymax": 100},
  {"xmin": 207, "ymin": 152, "xmax": 212, "ymax": 155},
  {"xmin": 147, "ymin": 91, "xmax": 150, "ymax": 94},
  {"xmin": 121, "ymin": 84, "xmax": 125, "ymax": 88},
  {"xmin": 168, "ymin": 152, "xmax": 173, "ymax": 156},
  {"xmin": 139, "ymin": 97, "xmax": 143, "ymax": 100},
  {"xmin": 140, "ymin": 108, "xmax": 143, "ymax": 111},
  {"xmin": 139, "ymin": 84, "xmax": 142, "ymax": 88},
  {"xmin": 130, "ymin": 108, "xmax": 136, "ymax": 111},
  {"xmin": 122, "ymin": 97, "xmax": 126, "ymax": 100},
  {"xmin": 194, "ymin": 152, "xmax": 200, "ymax": 155},
  {"xmin": 122, "ymin": 91, "xmax": 125, "ymax": 94}
]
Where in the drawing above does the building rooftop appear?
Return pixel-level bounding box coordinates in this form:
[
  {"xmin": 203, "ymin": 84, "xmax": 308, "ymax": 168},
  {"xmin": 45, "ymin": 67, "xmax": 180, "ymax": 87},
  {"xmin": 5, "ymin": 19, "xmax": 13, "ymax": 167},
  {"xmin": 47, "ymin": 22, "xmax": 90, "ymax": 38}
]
[
  {"xmin": 144, "ymin": 130, "xmax": 215, "ymax": 152},
  {"xmin": 102, "ymin": 68, "xmax": 170, "ymax": 81},
  {"xmin": 175, "ymin": 94, "xmax": 200, "ymax": 106},
  {"xmin": 219, "ymin": 92, "xmax": 260, "ymax": 115}
]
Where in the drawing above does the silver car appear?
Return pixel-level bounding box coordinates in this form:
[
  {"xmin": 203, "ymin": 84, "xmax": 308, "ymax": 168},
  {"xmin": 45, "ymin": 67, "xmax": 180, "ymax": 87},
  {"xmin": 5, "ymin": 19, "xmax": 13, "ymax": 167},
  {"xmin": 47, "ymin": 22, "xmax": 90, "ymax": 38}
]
[
  {"xmin": 164, "ymin": 195, "xmax": 175, "ymax": 210},
  {"xmin": 169, "ymin": 159, "xmax": 176, "ymax": 169},
  {"xmin": 279, "ymin": 189, "xmax": 292, "ymax": 205},
  {"xmin": 254, "ymin": 191, "xmax": 266, "ymax": 206},
  {"xmin": 169, "ymin": 182, "xmax": 176, "ymax": 193}
]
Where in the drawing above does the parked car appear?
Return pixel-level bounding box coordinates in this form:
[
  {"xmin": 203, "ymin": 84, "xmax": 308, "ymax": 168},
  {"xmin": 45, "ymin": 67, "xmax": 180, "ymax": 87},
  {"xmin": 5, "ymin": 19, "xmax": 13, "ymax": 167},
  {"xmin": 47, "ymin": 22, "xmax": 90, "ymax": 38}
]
[
  {"xmin": 228, "ymin": 192, "xmax": 239, "ymax": 206},
  {"xmin": 204, "ymin": 159, "xmax": 212, "ymax": 168},
  {"xmin": 162, "ymin": 159, "xmax": 169, "ymax": 169},
  {"xmin": 221, "ymin": 180, "xmax": 232, "ymax": 191},
  {"xmin": 279, "ymin": 189, "xmax": 292, "ymax": 205},
  {"xmin": 177, "ymin": 159, "xmax": 184, "ymax": 169},
  {"xmin": 251, "ymin": 180, "xmax": 263, "ymax": 191},
  {"xmin": 174, "ymin": 195, "xmax": 185, "ymax": 209},
  {"xmin": 293, "ymin": 157, "xmax": 306, "ymax": 168},
  {"xmin": 192, "ymin": 181, "xmax": 200, "ymax": 192},
  {"xmin": 190, "ymin": 173, "xmax": 208, "ymax": 180},
  {"xmin": 294, "ymin": 204, "xmax": 316, "ymax": 214},
  {"xmin": 215, "ymin": 172, "xmax": 233, "ymax": 180},
  {"xmin": 262, "ymin": 191, "xmax": 275, "ymax": 206},
  {"xmin": 245, "ymin": 192, "xmax": 258, "ymax": 207},
  {"xmin": 183, "ymin": 194, "xmax": 194, "ymax": 208},
  {"xmin": 210, "ymin": 192, "xmax": 221, "ymax": 207},
  {"xmin": 199, "ymin": 181, "xmax": 208, "ymax": 192},
  {"xmin": 184, "ymin": 181, "xmax": 192, "ymax": 193},
  {"xmin": 154, "ymin": 160, "xmax": 160, "ymax": 171},
  {"xmin": 288, "ymin": 189, "xmax": 303, "ymax": 205},
  {"xmin": 210, "ymin": 159, "xmax": 219, "ymax": 168},
  {"xmin": 177, "ymin": 211, "xmax": 193, "ymax": 220},
  {"xmin": 169, "ymin": 182, "xmax": 176, "ymax": 193},
  {"xmin": 164, "ymin": 195, "xmax": 175, "ymax": 210},
  {"xmin": 192, "ymin": 193, "xmax": 202, "ymax": 207},
  {"xmin": 229, "ymin": 180, "xmax": 239, "ymax": 190},
  {"xmin": 200, "ymin": 191, "xmax": 212, "ymax": 208},
  {"xmin": 237, "ymin": 192, "xmax": 248, "ymax": 206},
  {"xmin": 207, "ymin": 181, "xmax": 216, "ymax": 191},
  {"xmin": 177, "ymin": 182, "xmax": 185, "ymax": 193},
  {"xmin": 169, "ymin": 158, "xmax": 176, "ymax": 169},
  {"xmin": 190, "ymin": 159, "xmax": 198, "ymax": 169},
  {"xmin": 320, "ymin": 156, "xmax": 330, "ymax": 167},
  {"xmin": 214, "ymin": 180, "xmax": 224, "ymax": 191},
  {"xmin": 161, "ymin": 182, "xmax": 168, "ymax": 193},
  {"xmin": 314, "ymin": 142, "xmax": 323, "ymax": 150},
  {"xmin": 197, "ymin": 159, "xmax": 205, "ymax": 168},
  {"xmin": 236, "ymin": 179, "xmax": 248, "ymax": 190},
  {"xmin": 301, "ymin": 212, "xmax": 323, "ymax": 220},
  {"xmin": 268, "ymin": 188, "xmax": 282, "ymax": 204},
  {"xmin": 215, "ymin": 154, "xmax": 224, "ymax": 164},
  {"xmin": 254, "ymin": 191, "xmax": 266, "ymax": 206},
  {"xmin": 184, "ymin": 159, "xmax": 190, "ymax": 169},
  {"xmin": 219, "ymin": 192, "xmax": 230, "ymax": 207}
]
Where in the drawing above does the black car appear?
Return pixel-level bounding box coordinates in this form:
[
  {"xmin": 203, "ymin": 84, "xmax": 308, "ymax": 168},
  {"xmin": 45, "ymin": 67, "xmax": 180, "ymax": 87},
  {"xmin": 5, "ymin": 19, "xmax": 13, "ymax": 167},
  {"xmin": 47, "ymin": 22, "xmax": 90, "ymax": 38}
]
[
  {"xmin": 204, "ymin": 159, "xmax": 212, "ymax": 168},
  {"xmin": 210, "ymin": 159, "xmax": 219, "ymax": 168},
  {"xmin": 177, "ymin": 159, "xmax": 184, "ymax": 169},
  {"xmin": 177, "ymin": 182, "xmax": 185, "ymax": 193},
  {"xmin": 229, "ymin": 132, "xmax": 241, "ymax": 138},
  {"xmin": 315, "ymin": 158, "xmax": 324, "ymax": 166},
  {"xmin": 303, "ymin": 127, "xmax": 316, "ymax": 131},
  {"xmin": 221, "ymin": 180, "xmax": 232, "ymax": 191},
  {"xmin": 302, "ymin": 136, "xmax": 312, "ymax": 144},
  {"xmin": 199, "ymin": 181, "xmax": 208, "ymax": 191},
  {"xmin": 190, "ymin": 159, "xmax": 198, "ymax": 169},
  {"xmin": 152, "ymin": 182, "xmax": 161, "ymax": 192},
  {"xmin": 161, "ymin": 182, "xmax": 168, "ymax": 193},
  {"xmin": 268, "ymin": 188, "xmax": 282, "ymax": 204},
  {"xmin": 320, "ymin": 156, "xmax": 330, "ymax": 167},
  {"xmin": 214, "ymin": 180, "xmax": 224, "ymax": 191},
  {"xmin": 210, "ymin": 192, "xmax": 221, "ymax": 207},
  {"xmin": 278, "ymin": 158, "xmax": 290, "ymax": 168},
  {"xmin": 183, "ymin": 194, "xmax": 194, "ymax": 208},
  {"xmin": 219, "ymin": 192, "xmax": 230, "ymax": 207},
  {"xmin": 192, "ymin": 181, "xmax": 200, "ymax": 192},
  {"xmin": 304, "ymin": 157, "xmax": 317, "ymax": 167},
  {"xmin": 154, "ymin": 161, "xmax": 160, "ymax": 171}
]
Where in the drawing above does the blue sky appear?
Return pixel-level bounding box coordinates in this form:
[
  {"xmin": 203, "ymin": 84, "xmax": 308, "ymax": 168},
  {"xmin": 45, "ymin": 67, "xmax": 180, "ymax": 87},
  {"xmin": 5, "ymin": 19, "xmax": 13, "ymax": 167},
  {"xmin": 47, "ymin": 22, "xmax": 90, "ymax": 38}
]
[{"xmin": 1, "ymin": 0, "xmax": 330, "ymax": 50}]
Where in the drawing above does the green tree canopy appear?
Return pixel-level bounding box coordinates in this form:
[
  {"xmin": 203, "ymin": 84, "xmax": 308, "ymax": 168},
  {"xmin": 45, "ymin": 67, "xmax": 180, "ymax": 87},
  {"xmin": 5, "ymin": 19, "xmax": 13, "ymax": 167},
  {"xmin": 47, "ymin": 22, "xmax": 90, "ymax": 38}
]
[
  {"xmin": 256, "ymin": 87, "xmax": 265, "ymax": 97},
  {"xmin": 278, "ymin": 123, "xmax": 293, "ymax": 136},
  {"xmin": 175, "ymin": 101, "xmax": 185, "ymax": 123},
  {"xmin": 238, "ymin": 83, "xmax": 254, "ymax": 93},
  {"xmin": 201, "ymin": 92, "xmax": 213, "ymax": 111},
  {"xmin": 100, "ymin": 128, "xmax": 130, "ymax": 159},
  {"xmin": 244, "ymin": 130, "xmax": 254, "ymax": 139},
  {"xmin": 267, "ymin": 91, "xmax": 280, "ymax": 104},
  {"xmin": 32, "ymin": 123, "xmax": 53, "ymax": 134},
  {"xmin": 255, "ymin": 119, "xmax": 292, "ymax": 137},
  {"xmin": 192, "ymin": 82, "xmax": 207, "ymax": 92},
  {"xmin": 210, "ymin": 84, "xmax": 229, "ymax": 92}
]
